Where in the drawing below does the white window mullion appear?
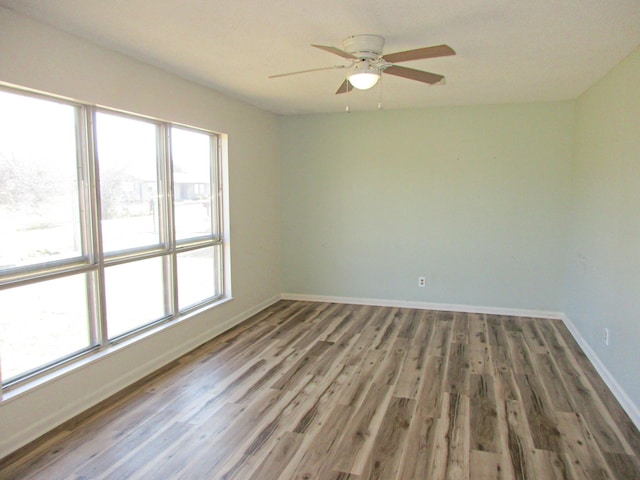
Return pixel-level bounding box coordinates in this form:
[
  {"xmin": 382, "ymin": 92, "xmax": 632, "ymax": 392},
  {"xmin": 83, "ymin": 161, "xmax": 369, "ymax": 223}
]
[
  {"xmin": 87, "ymin": 108, "xmax": 109, "ymax": 347},
  {"xmin": 213, "ymin": 136, "xmax": 224, "ymax": 299},
  {"xmin": 213, "ymin": 134, "xmax": 223, "ymax": 241},
  {"xmin": 77, "ymin": 105, "xmax": 99, "ymax": 347},
  {"xmin": 161, "ymin": 124, "xmax": 178, "ymax": 317}
]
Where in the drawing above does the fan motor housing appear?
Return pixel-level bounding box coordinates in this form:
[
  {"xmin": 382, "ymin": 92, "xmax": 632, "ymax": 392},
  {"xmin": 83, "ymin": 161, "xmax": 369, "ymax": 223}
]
[{"xmin": 343, "ymin": 34, "xmax": 385, "ymax": 59}]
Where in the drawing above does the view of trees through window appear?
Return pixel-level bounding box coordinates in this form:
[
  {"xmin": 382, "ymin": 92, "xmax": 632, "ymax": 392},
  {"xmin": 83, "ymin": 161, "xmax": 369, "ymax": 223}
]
[{"xmin": 0, "ymin": 87, "xmax": 225, "ymax": 385}]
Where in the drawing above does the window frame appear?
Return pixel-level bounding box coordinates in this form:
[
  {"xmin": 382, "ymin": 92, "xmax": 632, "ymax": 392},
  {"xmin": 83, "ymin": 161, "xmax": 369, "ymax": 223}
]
[{"xmin": 0, "ymin": 85, "xmax": 227, "ymax": 389}]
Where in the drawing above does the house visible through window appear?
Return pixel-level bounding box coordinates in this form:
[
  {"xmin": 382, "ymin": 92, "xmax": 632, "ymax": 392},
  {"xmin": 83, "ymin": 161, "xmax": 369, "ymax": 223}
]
[{"xmin": 0, "ymin": 86, "xmax": 226, "ymax": 387}]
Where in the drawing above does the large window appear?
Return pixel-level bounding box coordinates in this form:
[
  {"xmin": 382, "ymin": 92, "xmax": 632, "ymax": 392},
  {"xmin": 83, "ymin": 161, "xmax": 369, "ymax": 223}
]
[{"xmin": 0, "ymin": 87, "xmax": 225, "ymax": 387}]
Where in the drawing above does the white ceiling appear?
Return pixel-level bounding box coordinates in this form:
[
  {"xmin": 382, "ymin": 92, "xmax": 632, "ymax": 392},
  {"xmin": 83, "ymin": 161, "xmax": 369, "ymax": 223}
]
[{"xmin": 1, "ymin": 0, "xmax": 639, "ymax": 115}]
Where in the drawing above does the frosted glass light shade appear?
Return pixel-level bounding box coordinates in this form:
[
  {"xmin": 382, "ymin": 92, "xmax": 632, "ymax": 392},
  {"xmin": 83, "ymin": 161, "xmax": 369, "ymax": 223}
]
[
  {"xmin": 347, "ymin": 59, "xmax": 381, "ymax": 90},
  {"xmin": 348, "ymin": 72, "xmax": 380, "ymax": 90}
]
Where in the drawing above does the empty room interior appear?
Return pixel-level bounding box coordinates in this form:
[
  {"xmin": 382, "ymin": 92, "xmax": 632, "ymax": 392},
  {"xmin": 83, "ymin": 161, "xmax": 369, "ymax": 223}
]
[{"xmin": 0, "ymin": 1, "xmax": 639, "ymax": 478}]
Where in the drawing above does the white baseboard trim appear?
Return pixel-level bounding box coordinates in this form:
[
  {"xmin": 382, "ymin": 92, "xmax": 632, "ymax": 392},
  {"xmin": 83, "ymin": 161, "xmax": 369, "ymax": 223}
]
[
  {"xmin": 0, "ymin": 294, "xmax": 281, "ymax": 461},
  {"xmin": 561, "ymin": 314, "xmax": 640, "ymax": 430},
  {"xmin": 281, "ymin": 293, "xmax": 564, "ymax": 320}
]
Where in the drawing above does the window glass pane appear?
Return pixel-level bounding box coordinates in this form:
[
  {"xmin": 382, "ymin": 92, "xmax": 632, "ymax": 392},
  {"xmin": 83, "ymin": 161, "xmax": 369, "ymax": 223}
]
[
  {"xmin": 171, "ymin": 127, "xmax": 214, "ymax": 241},
  {"xmin": 0, "ymin": 86, "xmax": 226, "ymax": 386},
  {"xmin": 177, "ymin": 245, "xmax": 221, "ymax": 310},
  {"xmin": 105, "ymin": 257, "xmax": 168, "ymax": 338},
  {"xmin": 0, "ymin": 274, "xmax": 91, "ymax": 381},
  {"xmin": 96, "ymin": 112, "xmax": 161, "ymax": 253},
  {"xmin": 0, "ymin": 91, "xmax": 83, "ymax": 271}
]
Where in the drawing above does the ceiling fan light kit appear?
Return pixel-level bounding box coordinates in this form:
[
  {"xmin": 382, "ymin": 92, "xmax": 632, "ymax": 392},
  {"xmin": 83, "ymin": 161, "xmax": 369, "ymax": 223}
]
[
  {"xmin": 347, "ymin": 59, "xmax": 380, "ymax": 90},
  {"xmin": 342, "ymin": 35, "xmax": 384, "ymax": 90},
  {"xmin": 270, "ymin": 34, "xmax": 455, "ymax": 101}
]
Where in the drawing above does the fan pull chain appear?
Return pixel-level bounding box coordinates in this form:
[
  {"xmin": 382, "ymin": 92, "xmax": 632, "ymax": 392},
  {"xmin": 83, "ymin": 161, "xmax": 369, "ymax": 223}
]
[
  {"xmin": 377, "ymin": 75, "xmax": 383, "ymax": 110},
  {"xmin": 346, "ymin": 83, "xmax": 351, "ymax": 113}
]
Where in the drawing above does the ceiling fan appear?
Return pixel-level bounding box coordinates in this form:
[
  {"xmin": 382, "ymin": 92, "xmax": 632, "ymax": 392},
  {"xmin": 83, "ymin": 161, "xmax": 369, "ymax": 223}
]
[{"xmin": 270, "ymin": 34, "xmax": 455, "ymax": 94}]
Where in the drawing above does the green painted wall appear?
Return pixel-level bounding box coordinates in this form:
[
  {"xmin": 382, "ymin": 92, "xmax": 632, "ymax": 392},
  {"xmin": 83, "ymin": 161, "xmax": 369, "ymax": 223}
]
[
  {"xmin": 566, "ymin": 46, "xmax": 640, "ymax": 405},
  {"xmin": 281, "ymin": 102, "xmax": 574, "ymax": 311}
]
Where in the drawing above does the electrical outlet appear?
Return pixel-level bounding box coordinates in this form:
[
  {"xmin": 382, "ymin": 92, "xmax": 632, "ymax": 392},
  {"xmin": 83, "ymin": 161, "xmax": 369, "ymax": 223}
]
[
  {"xmin": 604, "ymin": 328, "xmax": 609, "ymax": 346},
  {"xmin": 418, "ymin": 276, "xmax": 426, "ymax": 288}
]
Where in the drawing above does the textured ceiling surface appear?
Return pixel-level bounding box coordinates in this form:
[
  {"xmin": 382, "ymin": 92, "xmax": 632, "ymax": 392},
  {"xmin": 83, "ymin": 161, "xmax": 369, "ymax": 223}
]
[{"xmin": 1, "ymin": 0, "xmax": 639, "ymax": 114}]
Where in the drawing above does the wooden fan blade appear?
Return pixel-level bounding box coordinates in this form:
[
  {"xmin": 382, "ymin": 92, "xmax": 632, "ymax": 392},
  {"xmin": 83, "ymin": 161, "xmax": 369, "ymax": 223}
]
[
  {"xmin": 335, "ymin": 79, "xmax": 353, "ymax": 94},
  {"xmin": 383, "ymin": 44, "xmax": 455, "ymax": 63},
  {"xmin": 269, "ymin": 65, "xmax": 346, "ymax": 79},
  {"xmin": 312, "ymin": 44, "xmax": 358, "ymax": 60},
  {"xmin": 383, "ymin": 65, "xmax": 444, "ymax": 84}
]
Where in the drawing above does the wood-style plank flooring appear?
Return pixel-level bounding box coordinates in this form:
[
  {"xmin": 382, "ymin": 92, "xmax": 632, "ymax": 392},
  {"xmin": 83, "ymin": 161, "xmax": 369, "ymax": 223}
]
[{"xmin": 1, "ymin": 300, "xmax": 639, "ymax": 479}]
